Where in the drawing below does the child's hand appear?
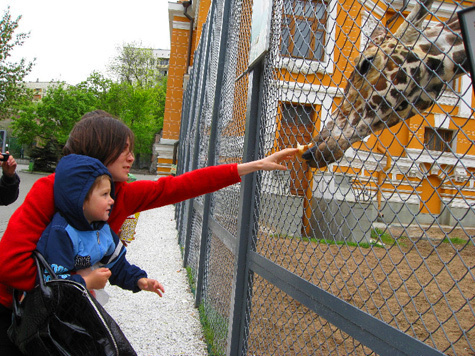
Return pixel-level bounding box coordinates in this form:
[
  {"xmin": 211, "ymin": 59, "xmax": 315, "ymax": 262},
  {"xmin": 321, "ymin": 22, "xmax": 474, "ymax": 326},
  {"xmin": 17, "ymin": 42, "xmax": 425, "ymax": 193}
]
[
  {"xmin": 78, "ymin": 267, "xmax": 111, "ymax": 290},
  {"xmin": 137, "ymin": 278, "xmax": 165, "ymax": 297}
]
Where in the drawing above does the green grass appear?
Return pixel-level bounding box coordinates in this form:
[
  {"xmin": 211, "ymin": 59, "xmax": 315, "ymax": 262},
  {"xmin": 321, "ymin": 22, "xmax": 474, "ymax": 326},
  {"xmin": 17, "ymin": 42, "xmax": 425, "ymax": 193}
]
[
  {"xmin": 276, "ymin": 234, "xmax": 369, "ymax": 247},
  {"xmin": 274, "ymin": 229, "xmax": 402, "ymax": 249},
  {"xmin": 185, "ymin": 266, "xmax": 196, "ymax": 296},
  {"xmin": 187, "ymin": 268, "xmax": 227, "ymax": 355},
  {"xmin": 198, "ymin": 303, "xmax": 227, "ymax": 356},
  {"xmin": 441, "ymin": 237, "xmax": 467, "ymax": 245},
  {"xmin": 371, "ymin": 228, "xmax": 395, "ymax": 245},
  {"xmin": 370, "ymin": 228, "xmax": 409, "ymax": 248}
]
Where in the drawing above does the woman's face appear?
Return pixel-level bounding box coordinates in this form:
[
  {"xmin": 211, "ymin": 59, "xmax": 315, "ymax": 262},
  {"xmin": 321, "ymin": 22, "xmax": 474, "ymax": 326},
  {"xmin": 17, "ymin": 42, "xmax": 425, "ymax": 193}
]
[{"xmin": 106, "ymin": 138, "xmax": 135, "ymax": 182}]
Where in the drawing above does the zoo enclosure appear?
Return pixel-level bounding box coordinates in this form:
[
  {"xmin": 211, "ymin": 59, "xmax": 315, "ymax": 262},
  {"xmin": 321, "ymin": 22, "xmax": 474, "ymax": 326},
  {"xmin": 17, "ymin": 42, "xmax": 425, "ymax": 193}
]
[{"xmin": 175, "ymin": 0, "xmax": 475, "ymax": 355}]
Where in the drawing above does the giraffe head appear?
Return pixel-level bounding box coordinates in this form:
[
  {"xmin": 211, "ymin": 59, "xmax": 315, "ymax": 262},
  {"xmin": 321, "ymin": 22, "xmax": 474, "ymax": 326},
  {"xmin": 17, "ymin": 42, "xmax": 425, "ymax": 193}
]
[{"xmin": 302, "ymin": 0, "xmax": 468, "ymax": 168}]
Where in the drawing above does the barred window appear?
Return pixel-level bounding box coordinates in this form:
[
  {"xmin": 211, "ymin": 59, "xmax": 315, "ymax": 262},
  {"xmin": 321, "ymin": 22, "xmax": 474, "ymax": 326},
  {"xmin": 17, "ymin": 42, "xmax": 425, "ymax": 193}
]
[
  {"xmin": 278, "ymin": 103, "xmax": 315, "ymax": 196},
  {"xmin": 282, "ymin": 103, "xmax": 315, "ymax": 126},
  {"xmin": 424, "ymin": 127, "xmax": 454, "ymax": 153},
  {"xmin": 281, "ymin": 0, "xmax": 327, "ymax": 61},
  {"xmin": 277, "ymin": 102, "xmax": 315, "ymax": 151}
]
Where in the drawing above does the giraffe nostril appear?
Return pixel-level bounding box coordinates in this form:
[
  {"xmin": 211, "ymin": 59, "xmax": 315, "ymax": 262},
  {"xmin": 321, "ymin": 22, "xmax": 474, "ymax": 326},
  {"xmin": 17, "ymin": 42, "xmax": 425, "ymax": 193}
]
[{"xmin": 358, "ymin": 56, "xmax": 375, "ymax": 75}]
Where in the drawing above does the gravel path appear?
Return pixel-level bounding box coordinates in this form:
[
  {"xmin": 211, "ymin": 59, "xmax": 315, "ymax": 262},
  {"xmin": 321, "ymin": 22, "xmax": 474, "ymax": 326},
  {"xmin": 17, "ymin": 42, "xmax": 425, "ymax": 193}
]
[{"xmin": 104, "ymin": 205, "xmax": 208, "ymax": 356}]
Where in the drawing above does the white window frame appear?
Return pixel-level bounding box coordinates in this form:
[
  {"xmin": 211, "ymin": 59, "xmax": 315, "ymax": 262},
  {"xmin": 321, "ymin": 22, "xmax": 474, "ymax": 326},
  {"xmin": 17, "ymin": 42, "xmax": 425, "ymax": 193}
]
[{"xmin": 274, "ymin": 0, "xmax": 337, "ymax": 75}]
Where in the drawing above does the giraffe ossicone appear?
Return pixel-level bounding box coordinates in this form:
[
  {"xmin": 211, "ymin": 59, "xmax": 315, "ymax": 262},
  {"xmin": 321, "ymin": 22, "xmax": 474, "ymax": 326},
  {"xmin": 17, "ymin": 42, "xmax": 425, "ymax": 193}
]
[{"xmin": 302, "ymin": 0, "xmax": 469, "ymax": 168}]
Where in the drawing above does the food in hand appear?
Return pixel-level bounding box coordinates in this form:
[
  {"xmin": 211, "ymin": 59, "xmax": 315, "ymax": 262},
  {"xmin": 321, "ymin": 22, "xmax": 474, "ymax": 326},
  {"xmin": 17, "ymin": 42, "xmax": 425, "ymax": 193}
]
[{"xmin": 296, "ymin": 142, "xmax": 314, "ymax": 159}]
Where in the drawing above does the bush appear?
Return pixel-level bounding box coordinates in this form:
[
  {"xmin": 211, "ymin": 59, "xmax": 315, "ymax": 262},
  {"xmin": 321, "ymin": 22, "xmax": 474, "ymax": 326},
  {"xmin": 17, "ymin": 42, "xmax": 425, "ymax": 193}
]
[{"xmin": 30, "ymin": 140, "xmax": 61, "ymax": 172}]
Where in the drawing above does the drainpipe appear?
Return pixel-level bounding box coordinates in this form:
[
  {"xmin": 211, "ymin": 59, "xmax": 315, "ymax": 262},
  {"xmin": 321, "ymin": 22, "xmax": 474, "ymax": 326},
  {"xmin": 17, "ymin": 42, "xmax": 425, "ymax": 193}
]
[
  {"xmin": 182, "ymin": 1, "xmax": 194, "ymax": 72},
  {"xmin": 376, "ymin": 142, "xmax": 392, "ymax": 220}
]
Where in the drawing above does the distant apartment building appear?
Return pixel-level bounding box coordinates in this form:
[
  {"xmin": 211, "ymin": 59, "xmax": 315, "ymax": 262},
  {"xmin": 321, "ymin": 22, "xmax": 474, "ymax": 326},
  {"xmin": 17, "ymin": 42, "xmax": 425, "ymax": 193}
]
[
  {"xmin": 24, "ymin": 80, "xmax": 62, "ymax": 101},
  {"xmin": 153, "ymin": 49, "xmax": 171, "ymax": 78},
  {"xmin": 114, "ymin": 47, "xmax": 170, "ymax": 86}
]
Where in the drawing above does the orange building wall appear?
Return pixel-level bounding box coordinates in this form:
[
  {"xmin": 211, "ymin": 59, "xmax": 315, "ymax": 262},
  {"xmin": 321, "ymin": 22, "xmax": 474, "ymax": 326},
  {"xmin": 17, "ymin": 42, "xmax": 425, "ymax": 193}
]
[
  {"xmin": 165, "ymin": 1, "xmax": 475, "ymax": 216},
  {"xmin": 195, "ymin": 0, "xmax": 211, "ymax": 46},
  {"xmin": 162, "ymin": 22, "xmax": 190, "ymax": 140},
  {"xmin": 163, "ymin": 1, "xmax": 209, "ymax": 142}
]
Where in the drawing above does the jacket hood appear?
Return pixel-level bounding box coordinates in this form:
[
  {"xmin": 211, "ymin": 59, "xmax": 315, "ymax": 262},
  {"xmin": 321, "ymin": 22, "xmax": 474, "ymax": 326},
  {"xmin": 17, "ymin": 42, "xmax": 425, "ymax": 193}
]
[{"xmin": 54, "ymin": 154, "xmax": 113, "ymax": 230}]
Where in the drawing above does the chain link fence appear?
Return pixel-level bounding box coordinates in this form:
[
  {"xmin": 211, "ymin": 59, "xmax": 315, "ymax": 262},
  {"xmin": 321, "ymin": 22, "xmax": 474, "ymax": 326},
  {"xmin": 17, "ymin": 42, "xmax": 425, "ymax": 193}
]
[{"xmin": 175, "ymin": 0, "xmax": 475, "ymax": 355}]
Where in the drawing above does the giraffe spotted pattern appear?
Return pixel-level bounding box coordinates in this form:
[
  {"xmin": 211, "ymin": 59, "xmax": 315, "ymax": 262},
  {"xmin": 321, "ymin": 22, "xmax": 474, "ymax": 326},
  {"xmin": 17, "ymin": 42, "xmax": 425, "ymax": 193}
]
[{"xmin": 303, "ymin": 0, "xmax": 469, "ymax": 168}]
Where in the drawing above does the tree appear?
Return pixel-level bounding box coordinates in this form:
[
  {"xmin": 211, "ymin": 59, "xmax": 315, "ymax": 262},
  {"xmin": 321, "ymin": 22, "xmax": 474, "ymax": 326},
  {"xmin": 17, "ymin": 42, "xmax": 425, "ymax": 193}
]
[
  {"xmin": 29, "ymin": 139, "xmax": 60, "ymax": 172},
  {"xmin": 0, "ymin": 7, "xmax": 34, "ymax": 120},
  {"xmin": 102, "ymin": 79, "xmax": 166, "ymax": 162},
  {"xmin": 106, "ymin": 43, "xmax": 167, "ymax": 168},
  {"xmin": 108, "ymin": 42, "xmax": 167, "ymax": 88},
  {"xmin": 11, "ymin": 74, "xmax": 109, "ymax": 147},
  {"xmin": 11, "ymin": 69, "xmax": 167, "ymax": 170}
]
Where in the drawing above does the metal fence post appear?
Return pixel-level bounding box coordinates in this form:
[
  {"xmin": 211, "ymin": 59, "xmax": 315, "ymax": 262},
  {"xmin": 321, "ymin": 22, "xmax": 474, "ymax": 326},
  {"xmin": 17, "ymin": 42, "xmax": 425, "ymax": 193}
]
[
  {"xmin": 227, "ymin": 61, "xmax": 264, "ymax": 356},
  {"xmin": 175, "ymin": 67, "xmax": 195, "ymax": 232},
  {"xmin": 183, "ymin": 20, "xmax": 213, "ymax": 268},
  {"xmin": 194, "ymin": 0, "xmax": 232, "ymax": 308}
]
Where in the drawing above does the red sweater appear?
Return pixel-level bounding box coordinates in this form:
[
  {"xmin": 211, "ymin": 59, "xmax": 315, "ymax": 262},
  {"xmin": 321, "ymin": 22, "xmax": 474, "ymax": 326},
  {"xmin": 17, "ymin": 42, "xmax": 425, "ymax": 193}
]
[{"xmin": 0, "ymin": 164, "xmax": 240, "ymax": 307}]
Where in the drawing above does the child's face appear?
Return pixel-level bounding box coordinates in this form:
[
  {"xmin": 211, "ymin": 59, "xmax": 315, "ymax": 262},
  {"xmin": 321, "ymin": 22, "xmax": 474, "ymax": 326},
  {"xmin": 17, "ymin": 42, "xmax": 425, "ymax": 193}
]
[{"xmin": 83, "ymin": 178, "xmax": 114, "ymax": 223}]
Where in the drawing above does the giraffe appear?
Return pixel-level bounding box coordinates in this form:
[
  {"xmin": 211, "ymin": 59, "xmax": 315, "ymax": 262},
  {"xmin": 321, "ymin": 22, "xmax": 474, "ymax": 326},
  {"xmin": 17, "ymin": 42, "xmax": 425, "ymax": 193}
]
[{"xmin": 302, "ymin": 0, "xmax": 470, "ymax": 168}]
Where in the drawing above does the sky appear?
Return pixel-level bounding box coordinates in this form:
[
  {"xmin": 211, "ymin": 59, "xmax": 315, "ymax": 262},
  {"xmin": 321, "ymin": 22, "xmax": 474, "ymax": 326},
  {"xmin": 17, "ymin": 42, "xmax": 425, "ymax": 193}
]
[{"xmin": 2, "ymin": 0, "xmax": 171, "ymax": 85}]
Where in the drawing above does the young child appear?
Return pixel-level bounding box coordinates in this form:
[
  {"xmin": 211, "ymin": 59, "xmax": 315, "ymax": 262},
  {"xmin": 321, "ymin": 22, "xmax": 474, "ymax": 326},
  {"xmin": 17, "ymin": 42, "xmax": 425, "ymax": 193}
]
[{"xmin": 36, "ymin": 154, "xmax": 164, "ymax": 300}]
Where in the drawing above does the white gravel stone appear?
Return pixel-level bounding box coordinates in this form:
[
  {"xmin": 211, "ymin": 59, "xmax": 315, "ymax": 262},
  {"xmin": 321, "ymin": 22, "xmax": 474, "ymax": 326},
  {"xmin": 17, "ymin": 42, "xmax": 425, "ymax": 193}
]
[{"xmin": 104, "ymin": 205, "xmax": 208, "ymax": 356}]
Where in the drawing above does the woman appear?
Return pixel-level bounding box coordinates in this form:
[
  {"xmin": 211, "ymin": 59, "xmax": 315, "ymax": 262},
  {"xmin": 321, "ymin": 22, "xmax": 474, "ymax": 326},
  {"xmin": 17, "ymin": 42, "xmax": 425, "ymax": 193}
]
[{"xmin": 0, "ymin": 110, "xmax": 298, "ymax": 353}]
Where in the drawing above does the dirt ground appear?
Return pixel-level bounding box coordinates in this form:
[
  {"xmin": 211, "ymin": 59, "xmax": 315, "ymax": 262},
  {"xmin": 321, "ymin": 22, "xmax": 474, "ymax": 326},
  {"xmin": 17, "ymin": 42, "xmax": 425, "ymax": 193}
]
[{"xmin": 243, "ymin": 227, "xmax": 475, "ymax": 355}]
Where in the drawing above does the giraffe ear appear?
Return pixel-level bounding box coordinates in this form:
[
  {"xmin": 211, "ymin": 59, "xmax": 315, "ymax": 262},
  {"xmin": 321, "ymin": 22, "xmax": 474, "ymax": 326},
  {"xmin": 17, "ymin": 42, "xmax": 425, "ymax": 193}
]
[
  {"xmin": 393, "ymin": 0, "xmax": 433, "ymax": 43},
  {"xmin": 368, "ymin": 26, "xmax": 388, "ymax": 46}
]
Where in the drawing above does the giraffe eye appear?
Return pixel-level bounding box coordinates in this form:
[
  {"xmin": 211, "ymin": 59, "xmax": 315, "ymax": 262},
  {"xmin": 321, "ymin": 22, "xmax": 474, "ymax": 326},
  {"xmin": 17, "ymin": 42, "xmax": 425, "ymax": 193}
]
[
  {"xmin": 396, "ymin": 100, "xmax": 409, "ymax": 111},
  {"xmin": 358, "ymin": 56, "xmax": 375, "ymax": 75}
]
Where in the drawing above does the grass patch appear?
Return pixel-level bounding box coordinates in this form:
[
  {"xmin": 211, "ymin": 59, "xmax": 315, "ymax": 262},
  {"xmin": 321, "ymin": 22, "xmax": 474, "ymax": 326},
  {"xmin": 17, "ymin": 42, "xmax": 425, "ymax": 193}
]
[
  {"xmin": 185, "ymin": 269, "xmax": 227, "ymax": 354},
  {"xmin": 371, "ymin": 228, "xmax": 408, "ymax": 248},
  {"xmin": 198, "ymin": 303, "xmax": 228, "ymax": 356},
  {"xmin": 274, "ymin": 231, "xmax": 398, "ymax": 249},
  {"xmin": 277, "ymin": 234, "xmax": 369, "ymax": 247},
  {"xmin": 371, "ymin": 228, "xmax": 395, "ymax": 245},
  {"xmin": 185, "ymin": 266, "xmax": 196, "ymax": 296},
  {"xmin": 442, "ymin": 237, "xmax": 467, "ymax": 245}
]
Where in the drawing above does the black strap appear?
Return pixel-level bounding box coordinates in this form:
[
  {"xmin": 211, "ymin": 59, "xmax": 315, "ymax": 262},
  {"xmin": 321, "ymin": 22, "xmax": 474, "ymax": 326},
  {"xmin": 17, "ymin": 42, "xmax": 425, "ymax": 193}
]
[
  {"xmin": 32, "ymin": 250, "xmax": 58, "ymax": 281},
  {"xmin": 11, "ymin": 251, "xmax": 56, "ymax": 318}
]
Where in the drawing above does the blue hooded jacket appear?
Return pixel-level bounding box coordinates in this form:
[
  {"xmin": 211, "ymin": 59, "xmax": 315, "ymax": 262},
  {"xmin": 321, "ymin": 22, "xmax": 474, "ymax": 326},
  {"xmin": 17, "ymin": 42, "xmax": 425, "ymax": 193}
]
[{"xmin": 36, "ymin": 154, "xmax": 146, "ymax": 292}]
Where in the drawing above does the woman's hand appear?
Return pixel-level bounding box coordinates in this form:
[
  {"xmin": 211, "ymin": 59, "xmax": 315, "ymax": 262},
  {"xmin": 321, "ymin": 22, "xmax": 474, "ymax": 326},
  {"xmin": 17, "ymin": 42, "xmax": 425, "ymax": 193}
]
[
  {"xmin": 237, "ymin": 148, "xmax": 299, "ymax": 177},
  {"xmin": 137, "ymin": 277, "xmax": 165, "ymax": 297}
]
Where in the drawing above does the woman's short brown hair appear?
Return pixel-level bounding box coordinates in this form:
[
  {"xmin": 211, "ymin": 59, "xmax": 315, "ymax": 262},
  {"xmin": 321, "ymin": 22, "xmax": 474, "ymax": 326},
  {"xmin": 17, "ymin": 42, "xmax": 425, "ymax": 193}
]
[{"xmin": 63, "ymin": 110, "xmax": 134, "ymax": 166}]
